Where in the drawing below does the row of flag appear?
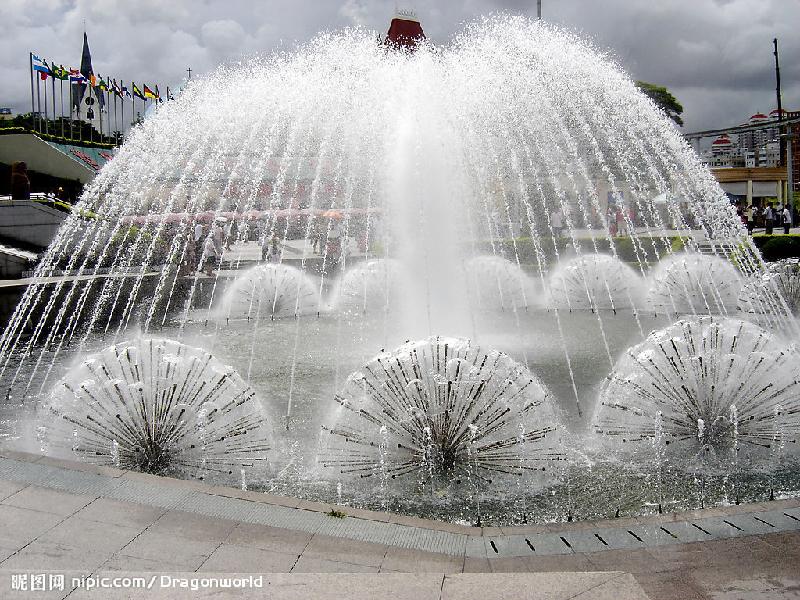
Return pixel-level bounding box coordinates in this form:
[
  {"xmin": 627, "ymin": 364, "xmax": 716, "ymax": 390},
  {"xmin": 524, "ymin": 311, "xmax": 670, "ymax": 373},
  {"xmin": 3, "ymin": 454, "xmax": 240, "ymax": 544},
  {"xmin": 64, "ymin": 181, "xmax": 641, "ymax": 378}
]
[{"xmin": 32, "ymin": 53, "xmax": 164, "ymax": 102}]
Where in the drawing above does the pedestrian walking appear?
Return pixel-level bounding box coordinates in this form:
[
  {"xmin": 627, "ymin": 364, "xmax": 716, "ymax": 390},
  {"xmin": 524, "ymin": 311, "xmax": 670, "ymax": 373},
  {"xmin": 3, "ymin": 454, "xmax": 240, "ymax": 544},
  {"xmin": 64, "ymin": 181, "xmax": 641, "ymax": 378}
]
[{"xmin": 783, "ymin": 205, "xmax": 792, "ymax": 234}]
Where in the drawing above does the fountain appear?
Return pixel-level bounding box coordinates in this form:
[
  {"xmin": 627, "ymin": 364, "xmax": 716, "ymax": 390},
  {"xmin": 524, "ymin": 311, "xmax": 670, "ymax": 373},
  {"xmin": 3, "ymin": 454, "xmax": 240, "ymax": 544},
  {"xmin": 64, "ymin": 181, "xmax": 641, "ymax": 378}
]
[
  {"xmin": 217, "ymin": 263, "xmax": 320, "ymax": 321},
  {"xmin": 646, "ymin": 254, "xmax": 743, "ymax": 316},
  {"xmin": 593, "ymin": 317, "xmax": 800, "ymax": 465},
  {"xmin": 738, "ymin": 258, "xmax": 800, "ymax": 322},
  {"xmin": 0, "ymin": 15, "xmax": 796, "ymax": 524},
  {"xmin": 334, "ymin": 259, "xmax": 404, "ymax": 315},
  {"xmin": 547, "ymin": 254, "xmax": 643, "ymax": 312},
  {"xmin": 464, "ymin": 255, "xmax": 532, "ymax": 312},
  {"xmin": 320, "ymin": 336, "xmax": 563, "ymax": 484},
  {"xmin": 38, "ymin": 338, "xmax": 272, "ymax": 480}
]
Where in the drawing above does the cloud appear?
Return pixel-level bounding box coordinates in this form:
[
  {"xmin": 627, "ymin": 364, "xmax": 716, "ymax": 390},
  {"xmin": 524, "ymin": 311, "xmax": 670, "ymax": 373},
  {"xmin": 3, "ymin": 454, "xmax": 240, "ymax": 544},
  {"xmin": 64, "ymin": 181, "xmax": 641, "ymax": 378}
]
[{"xmin": 1, "ymin": 0, "xmax": 797, "ymax": 132}]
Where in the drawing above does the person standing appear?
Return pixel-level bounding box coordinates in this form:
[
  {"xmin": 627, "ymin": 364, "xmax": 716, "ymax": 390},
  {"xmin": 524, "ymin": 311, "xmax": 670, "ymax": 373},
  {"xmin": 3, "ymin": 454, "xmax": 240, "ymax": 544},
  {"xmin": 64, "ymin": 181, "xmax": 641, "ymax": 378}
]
[
  {"xmin": 765, "ymin": 204, "xmax": 774, "ymax": 235},
  {"xmin": 269, "ymin": 234, "xmax": 281, "ymax": 263},
  {"xmin": 550, "ymin": 207, "xmax": 563, "ymax": 239},
  {"xmin": 193, "ymin": 221, "xmax": 204, "ymax": 266},
  {"xmin": 747, "ymin": 205, "xmax": 756, "ymax": 235},
  {"xmin": 10, "ymin": 162, "xmax": 30, "ymax": 200},
  {"xmin": 783, "ymin": 205, "xmax": 792, "ymax": 234}
]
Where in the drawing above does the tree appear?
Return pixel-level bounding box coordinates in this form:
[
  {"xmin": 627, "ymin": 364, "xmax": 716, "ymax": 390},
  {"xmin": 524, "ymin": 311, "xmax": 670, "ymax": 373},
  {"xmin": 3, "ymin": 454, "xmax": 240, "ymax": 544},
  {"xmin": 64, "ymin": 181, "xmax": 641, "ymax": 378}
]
[{"xmin": 635, "ymin": 81, "xmax": 684, "ymax": 127}]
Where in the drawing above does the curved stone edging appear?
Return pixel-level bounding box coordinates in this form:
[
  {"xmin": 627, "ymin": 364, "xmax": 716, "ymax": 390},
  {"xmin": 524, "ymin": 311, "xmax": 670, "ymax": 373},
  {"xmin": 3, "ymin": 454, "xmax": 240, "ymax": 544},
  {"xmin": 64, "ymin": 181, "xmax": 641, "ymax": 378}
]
[{"xmin": 0, "ymin": 450, "xmax": 798, "ymax": 559}]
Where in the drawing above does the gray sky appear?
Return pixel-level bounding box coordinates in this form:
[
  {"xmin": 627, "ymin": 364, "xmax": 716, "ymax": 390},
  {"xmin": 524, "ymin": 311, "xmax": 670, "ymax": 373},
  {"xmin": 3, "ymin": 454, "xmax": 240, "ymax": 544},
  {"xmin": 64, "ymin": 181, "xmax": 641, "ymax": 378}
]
[{"xmin": 2, "ymin": 0, "xmax": 798, "ymax": 132}]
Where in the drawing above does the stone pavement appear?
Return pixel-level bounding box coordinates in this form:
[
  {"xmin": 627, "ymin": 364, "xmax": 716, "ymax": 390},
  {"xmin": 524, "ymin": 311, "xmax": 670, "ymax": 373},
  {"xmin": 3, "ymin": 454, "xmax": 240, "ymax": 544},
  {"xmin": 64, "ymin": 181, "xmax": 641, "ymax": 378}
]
[{"xmin": 0, "ymin": 450, "xmax": 798, "ymax": 599}]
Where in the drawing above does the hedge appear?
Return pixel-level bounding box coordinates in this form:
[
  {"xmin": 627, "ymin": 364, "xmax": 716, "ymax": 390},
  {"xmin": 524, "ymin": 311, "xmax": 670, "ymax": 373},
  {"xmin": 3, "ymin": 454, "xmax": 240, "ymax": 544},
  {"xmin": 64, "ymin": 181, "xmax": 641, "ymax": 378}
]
[
  {"xmin": 471, "ymin": 235, "xmax": 688, "ymax": 268},
  {"xmin": 752, "ymin": 234, "xmax": 800, "ymax": 261}
]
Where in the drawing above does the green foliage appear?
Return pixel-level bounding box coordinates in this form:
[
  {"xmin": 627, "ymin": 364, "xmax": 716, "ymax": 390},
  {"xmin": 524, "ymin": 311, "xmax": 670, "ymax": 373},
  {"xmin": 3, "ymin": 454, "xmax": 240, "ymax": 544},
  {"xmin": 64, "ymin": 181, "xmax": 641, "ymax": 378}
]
[
  {"xmin": 473, "ymin": 236, "xmax": 688, "ymax": 269},
  {"xmin": 754, "ymin": 235, "xmax": 800, "ymax": 261},
  {"xmin": 326, "ymin": 509, "xmax": 347, "ymax": 519},
  {"xmin": 635, "ymin": 81, "xmax": 684, "ymax": 127},
  {"xmin": 0, "ymin": 113, "xmax": 119, "ymax": 148}
]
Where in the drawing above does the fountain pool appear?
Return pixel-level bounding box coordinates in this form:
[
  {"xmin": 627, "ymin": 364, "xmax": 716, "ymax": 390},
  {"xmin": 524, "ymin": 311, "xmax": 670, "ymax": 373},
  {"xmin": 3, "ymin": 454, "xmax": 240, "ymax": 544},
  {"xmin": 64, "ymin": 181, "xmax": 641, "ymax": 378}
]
[{"xmin": 1, "ymin": 15, "xmax": 798, "ymax": 525}]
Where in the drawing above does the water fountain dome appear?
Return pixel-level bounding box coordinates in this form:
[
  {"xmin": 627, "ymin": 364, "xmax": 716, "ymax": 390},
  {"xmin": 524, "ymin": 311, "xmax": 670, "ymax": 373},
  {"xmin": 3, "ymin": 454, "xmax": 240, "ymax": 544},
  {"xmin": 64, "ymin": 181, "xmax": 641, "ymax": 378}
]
[
  {"xmin": 216, "ymin": 263, "xmax": 320, "ymax": 321},
  {"xmin": 334, "ymin": 258, "xmax": 405, "ymax": 316},
  {"xmin": 646, "ymin": 254, "xmax": 743, "ymax": 316},
  {"xmin": 593, "ymin": 316, "xmax": 800, "ymax": 466},
  {"xmin": 464, "ymin": 255, "xmax": 532, "ymax": 312},
  {"xmin": 38, "ymin": 338, "xmax": 272, "ymax": 480},
  {"xmin": 321, "ymin": 336, "xmax": 564, "ymax": 485},
  {"xmin": 547, "ymin": 254, "xmax": 643, "ymax": 312},
  {"xmin": 738, "ymin": 258, "xmax": 800, "ymax": 321}
]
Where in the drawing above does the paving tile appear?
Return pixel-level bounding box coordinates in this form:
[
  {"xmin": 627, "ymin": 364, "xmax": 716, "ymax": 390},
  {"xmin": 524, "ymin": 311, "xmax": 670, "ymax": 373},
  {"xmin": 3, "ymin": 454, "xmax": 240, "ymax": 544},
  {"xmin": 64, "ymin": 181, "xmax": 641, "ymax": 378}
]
[
  {"xmin": 688, "ymin": 566, "xmax": 800, "ymax": 599},
  {"xmin": 117, "ymin": 530, "xmax": 220, "ymax": 570},
  {"xmin": 632, "ymin": 573, "xmax": 707, "ymax": 600},
  {"xmin": 2, "ymin": 485, "xmax": 94, "ymax": 517},
  {"xmin": 585, "ymin": 547, "xmax": 670, "ymax": 574},
  {"xmin": 198, "ymin": 543, "xmax": 299, "ymax": 572},
  {"xmin": 571, "ymin": 573, "xmax": 651, "ymax": 599},
  {"xmin": 302, "ymin": 534, "xmax": 387, "ymax": 567},
  {"xmin": 462, "ymin": 556, "xmax": 490, "ymax": 572},
  {"xmin": 146, "ymin": 509, "xmax": 237, "ymax": 543},
  {"xmin": 488, "ymin": 552, "xmax": 594, "ymax": 573},
  {"xmin": 0, "ymin": 503, "xmax": 64, "ymax": 547},
  {"xmin": 274, "ymin": 573, "xmax": 444, "ymax": 600},
  {"xmin": 74, "ymin": 497, "xmax": 166, "ymax": 529},
  {"xmin": 441, "ymin": 572, "xmax": 620, "ymax": 600},
  {"xmin": 381, "ymin": 547, "xmax": 464, "ymax": 573},
  {"xmin": 758, "ymin": 531, "xmax": 800, "ymax": 557},
  {"xmin": 35, "ymin": 456, "xmax": 127, "ymax": 478},
  {"xmin": 226, "ymin": 522, "xmax": 312, "ymax": 554},
  {"xmin": 36, "ymin": 515, "xmax": 142, "ymax": 556},
  {"xmin": 0, "ymin": 539, "xmax": 107, "ymax": 571},
  {"xmin": 100, "ymin": 553, "xmax": 196, "ymax": 572},
  {"xmin": 0, "ymin": 480, "xmax": 27, "ymax": 501},
  {"xmin": 291, "ymin": 555, "xmax": 379, "ymax": 573}
]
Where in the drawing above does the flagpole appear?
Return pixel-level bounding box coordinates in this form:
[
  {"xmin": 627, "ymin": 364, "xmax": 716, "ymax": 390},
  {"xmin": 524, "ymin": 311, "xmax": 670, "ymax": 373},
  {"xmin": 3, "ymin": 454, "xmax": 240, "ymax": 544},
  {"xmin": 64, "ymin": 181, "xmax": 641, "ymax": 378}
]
[
  {"xmin": 28, "ymin": 53, "xmax": 35, "ymax": 132},
  {"xmin": 69, "ymin": 82, "xmax": 74, "ymax": 141},
  {"xmin": 98, "ymin": 87, "xmax": 103, "ymax": 142},
  {"xmin": 51, "ymin": 75, "xmax": 56, "ymax": 137},
  {"xmin": 60, "ymin": 77, "xmax": 65, "ymax": 138},
  {"xmin": 35, "ymin": 72, "xmax": 42, "ymax": 134},
  {"xmin": 43, "ymin": 72, "xmax": 49, "ymax": 134}
]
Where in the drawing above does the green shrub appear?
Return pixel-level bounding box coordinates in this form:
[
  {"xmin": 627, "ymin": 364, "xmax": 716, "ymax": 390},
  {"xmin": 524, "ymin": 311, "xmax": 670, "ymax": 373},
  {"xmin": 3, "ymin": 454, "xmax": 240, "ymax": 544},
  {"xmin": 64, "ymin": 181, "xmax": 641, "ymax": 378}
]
[{"xmin": 757, "ymin": 235, "xmax": 800, "ymax": 261}]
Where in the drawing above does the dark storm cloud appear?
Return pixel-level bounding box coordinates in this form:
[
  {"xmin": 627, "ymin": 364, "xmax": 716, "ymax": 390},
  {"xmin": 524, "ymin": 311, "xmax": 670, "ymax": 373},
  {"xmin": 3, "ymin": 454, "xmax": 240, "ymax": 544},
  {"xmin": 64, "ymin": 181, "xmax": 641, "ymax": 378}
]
[{"xmin": 2, "ymin": 0, "xmax": 797, "ymax": 131}]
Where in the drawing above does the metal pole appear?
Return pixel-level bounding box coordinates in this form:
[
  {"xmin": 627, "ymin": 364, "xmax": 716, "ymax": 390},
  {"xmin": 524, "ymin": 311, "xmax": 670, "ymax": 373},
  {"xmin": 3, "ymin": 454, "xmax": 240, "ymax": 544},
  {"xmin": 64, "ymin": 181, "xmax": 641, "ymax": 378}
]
[
  {"xmin": 774, "ymin": 38, "xmax": 785, "ymax": 166},
  {"xmin": 537, "ymin": 0, "xmax": 542, "ymax": 19},
  {"xmin": 788, "ymin": 132, "xmax": 795, "ymax": 211},
  {"xmin": 28, "ymin": 53, "xmax": 35, "ymax": 129}
]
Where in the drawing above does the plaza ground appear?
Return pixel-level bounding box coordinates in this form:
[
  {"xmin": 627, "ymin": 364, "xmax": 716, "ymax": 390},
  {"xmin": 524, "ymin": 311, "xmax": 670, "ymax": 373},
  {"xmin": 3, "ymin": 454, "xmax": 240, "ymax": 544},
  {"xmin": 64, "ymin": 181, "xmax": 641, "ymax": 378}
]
[{"xmin": 0, "ymin": 449, "xmax": 798, "ymax": 599}]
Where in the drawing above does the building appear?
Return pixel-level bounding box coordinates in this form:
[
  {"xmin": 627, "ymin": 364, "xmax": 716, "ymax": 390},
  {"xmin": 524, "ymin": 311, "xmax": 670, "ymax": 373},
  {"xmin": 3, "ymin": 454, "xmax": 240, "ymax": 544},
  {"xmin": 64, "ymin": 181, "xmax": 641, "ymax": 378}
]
[
  {"xmin": 0, "ymin": 108, "xmax": 12, "ymax": 121},
  {"xmin": 384, "ymin": 9, "xmax": 426, "ymax": 49},
  {"xmin": 703, "ymin": 109, "xmax": 793, "ymax": 169}
]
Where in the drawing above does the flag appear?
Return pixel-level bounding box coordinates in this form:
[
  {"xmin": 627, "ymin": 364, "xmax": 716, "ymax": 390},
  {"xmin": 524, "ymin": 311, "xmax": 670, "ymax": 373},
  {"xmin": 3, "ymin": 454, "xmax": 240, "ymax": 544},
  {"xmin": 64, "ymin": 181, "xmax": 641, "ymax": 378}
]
[
  {"xmin": 143, "ymin": 84, "xmax": 157, "ymax": 99},
  {"xmin": 69, "ymin": 69, "xmax": 87, "ymax": 84},
  {"xmin": 32, "ymin": 54, "xmax": 50, "ymax": 74},
  {"xmin": 155, "ymin": 85, "xmax": 161, "ymax": 100},
  {"xmin": 33, "ymin": 56, "xmax": 52, "ymax": 80},
  {"xmin": 96, "ymin": 76, "xmax": 109, "ymax": 92},
  {"xmin": 52, "ymin": 64, "xmax": 69, "ymax": 80},
  {"xmin": 112, "ymin": 79, "xmax": 124, "ymax": 98},
  {"xmin": 132, "ymin": 82, "xmax": 145, "ymax": 100}
]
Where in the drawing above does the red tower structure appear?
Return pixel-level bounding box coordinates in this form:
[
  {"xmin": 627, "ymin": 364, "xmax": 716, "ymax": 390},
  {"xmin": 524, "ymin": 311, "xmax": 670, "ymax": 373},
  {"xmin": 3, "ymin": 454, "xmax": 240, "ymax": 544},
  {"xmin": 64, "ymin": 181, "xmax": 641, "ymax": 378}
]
[{"xmin": 384, "ymin": 10, "xmax": 425, "ymax": 49}]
